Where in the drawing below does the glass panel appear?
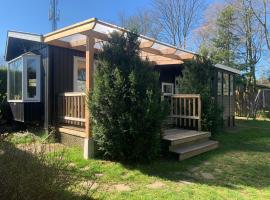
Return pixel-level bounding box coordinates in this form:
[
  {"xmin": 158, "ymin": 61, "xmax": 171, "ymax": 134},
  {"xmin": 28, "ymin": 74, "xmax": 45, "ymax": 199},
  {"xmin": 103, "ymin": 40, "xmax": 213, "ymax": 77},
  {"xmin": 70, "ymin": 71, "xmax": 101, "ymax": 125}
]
[
  {"xmin": 230, "ymin": 75, "xmax": 234, "ymax": 96},
  {"xmin": 26, "ymin": 58, "xmax": 38, "ymax": 98},
  {"xmin": 76, "ymin": 59, "xmax": 86, "ymax": 92},
  {"xmin": 217, "ymin": 72, "xmax": 222, "ymax": 96},
  {"xmin": 162, "ymin": 83, "xmax": 173, "ymax": 94},
  {"xmin": 9, "ymin": 58, "xmax": 23, "ymax": 100},
  {"xmin": 223, "ymin": 73, "xmax": 229, "ymax": 96},
  {"xmin": 175, "ymin": 76, "xmax": 181, "ymax": 94}
]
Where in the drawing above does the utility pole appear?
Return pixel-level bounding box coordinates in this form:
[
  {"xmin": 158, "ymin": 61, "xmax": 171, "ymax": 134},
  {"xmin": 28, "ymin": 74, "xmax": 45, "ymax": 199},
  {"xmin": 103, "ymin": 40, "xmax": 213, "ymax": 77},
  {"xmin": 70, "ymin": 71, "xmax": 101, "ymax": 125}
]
[{"xmin": 49, "ymin": 0, "xmax": 60, "ymax": 31}]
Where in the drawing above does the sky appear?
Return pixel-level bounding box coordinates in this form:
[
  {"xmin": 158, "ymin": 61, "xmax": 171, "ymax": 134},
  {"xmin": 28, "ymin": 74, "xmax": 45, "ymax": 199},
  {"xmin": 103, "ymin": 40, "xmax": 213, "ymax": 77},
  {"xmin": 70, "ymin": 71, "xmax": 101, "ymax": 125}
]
[{"xmin": 0, "ymin": 0, "xmax": 153, "ymax": 56}]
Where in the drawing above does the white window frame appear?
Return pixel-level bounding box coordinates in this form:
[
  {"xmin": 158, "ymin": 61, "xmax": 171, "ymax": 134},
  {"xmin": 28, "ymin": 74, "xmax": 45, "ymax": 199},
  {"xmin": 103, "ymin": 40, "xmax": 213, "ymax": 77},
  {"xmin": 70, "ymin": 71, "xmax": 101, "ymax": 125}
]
[
  {"xmin": 162, "ymin": 82, "xmax": 174, "ymax": 96},
  {"xmin": 7, "ymin": 54, "xmax": 41, "ymax": 102},
  {"xmin": 73, "ymin": 56, "xmax": 86, "ymax": 92},
  {"xmin": 23, "ymin": 55, "xmax": 41, "ymax": 102}
]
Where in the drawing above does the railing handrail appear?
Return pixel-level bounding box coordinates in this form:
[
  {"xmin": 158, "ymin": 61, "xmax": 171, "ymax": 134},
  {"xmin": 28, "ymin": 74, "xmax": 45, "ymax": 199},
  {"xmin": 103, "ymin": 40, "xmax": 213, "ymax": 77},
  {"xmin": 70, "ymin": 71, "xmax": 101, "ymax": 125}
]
[
  {"xmin": 172, "ymin": 94, "xmax": 200, "ymax": 98},
  {"xmin": 59, "ymin": 92, "xmax": 86, "ymax": 97}
]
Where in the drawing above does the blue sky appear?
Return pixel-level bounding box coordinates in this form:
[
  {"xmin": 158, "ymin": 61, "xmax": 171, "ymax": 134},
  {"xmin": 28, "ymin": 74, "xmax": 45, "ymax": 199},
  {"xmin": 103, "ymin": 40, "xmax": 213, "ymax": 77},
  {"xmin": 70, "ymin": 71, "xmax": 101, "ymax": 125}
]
[{"xmin": 0, "ymin": 0, "xmax": 153, "ymax": 55}]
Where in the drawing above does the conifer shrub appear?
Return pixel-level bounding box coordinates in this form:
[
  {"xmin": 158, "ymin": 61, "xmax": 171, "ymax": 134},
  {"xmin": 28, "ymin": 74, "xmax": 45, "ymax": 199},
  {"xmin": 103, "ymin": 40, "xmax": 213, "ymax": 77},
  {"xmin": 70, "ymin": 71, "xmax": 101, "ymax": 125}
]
[
  {"xmin": 88, "ymin": 31, "xmax": 168, "ymax": 163},
  {"xmin": 179, "ymin": 57, "xmax": 223, "ymax": 133}
]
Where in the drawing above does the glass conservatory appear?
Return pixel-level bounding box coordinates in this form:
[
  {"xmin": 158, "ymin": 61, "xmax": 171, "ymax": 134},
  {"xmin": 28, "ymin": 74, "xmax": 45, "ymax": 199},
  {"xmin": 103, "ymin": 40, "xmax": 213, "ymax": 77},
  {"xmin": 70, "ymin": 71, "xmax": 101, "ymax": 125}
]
[{"xmin": 7, "ymin": 53, "xmax": 41, "ymax": 102}]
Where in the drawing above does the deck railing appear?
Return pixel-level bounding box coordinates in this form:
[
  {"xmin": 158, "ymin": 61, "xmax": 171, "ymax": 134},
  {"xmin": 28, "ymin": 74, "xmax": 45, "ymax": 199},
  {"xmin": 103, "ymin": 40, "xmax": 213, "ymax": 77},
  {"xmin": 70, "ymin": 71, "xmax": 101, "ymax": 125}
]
[
  {"xmin": 170, "ymin": 94, "xmax": 202, "ymax": 131},
  {"xmin": 58, "ymin": 92, "xmax": 86, "ymax": 127}
]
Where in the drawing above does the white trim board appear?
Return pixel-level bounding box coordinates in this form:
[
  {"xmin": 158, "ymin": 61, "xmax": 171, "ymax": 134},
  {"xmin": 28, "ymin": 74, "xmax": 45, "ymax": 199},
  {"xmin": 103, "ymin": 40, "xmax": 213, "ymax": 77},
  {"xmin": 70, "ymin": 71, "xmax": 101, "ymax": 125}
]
[
  {"xmin": 215, "ymin": 64, "xmax": 241, "ymax": 74},
  {"xmin": 8, "ymin": 31, "xmax": 42, "ymax": 42}
]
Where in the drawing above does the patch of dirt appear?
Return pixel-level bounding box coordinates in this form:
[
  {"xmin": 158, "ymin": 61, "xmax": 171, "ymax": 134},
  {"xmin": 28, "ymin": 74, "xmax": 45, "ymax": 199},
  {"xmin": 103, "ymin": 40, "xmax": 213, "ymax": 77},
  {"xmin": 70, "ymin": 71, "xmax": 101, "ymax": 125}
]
[
  {"xmin": 95, "ymin": 173, "xmax": 104, "ymax": 177},
  {"xmin": 214, "ymin": 168, "xmax": 222, "ymax": 173},
  {"xmin": 200, "ymin": 172, "xmax": 215, "ymax": 180},
  {"xmin": 203, "ymin": 161, "xmax": 211, "ymax": 166},
  {"xmin": 189, "ymin": 167, "xmax": 200, "ymax": 172},
  {"xmin": 111, "ymin": 184, "xmax": 131, "ymax": 192},
  {"xmin": 79, "ymin": 180, "xmax": 98, "ymax": 190},
  {"xmin": 178, "ymin": 180, "xmax": 194, "ymax": 185},
  {"xmin": 146, "ymin": 181, "xmax": 166, "ymax": 189},
  {"xmin": 80, "ymin": 166, "xmax": 90, "ymax": 171}
]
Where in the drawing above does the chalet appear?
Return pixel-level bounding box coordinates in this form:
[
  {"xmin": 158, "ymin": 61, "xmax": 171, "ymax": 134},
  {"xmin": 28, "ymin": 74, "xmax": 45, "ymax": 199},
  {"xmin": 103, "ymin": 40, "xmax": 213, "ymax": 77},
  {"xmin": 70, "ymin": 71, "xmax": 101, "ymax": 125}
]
[{"xmin": 5, "ymin": 18, "xmax": 240, "ymax": 160}]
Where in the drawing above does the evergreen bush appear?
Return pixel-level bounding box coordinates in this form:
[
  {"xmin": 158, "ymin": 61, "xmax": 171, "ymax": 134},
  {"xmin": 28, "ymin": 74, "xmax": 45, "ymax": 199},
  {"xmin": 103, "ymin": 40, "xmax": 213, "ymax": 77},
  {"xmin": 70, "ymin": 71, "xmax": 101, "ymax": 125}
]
[
  {"xmin": 179, "ymin": 57, "xmax": 223, "ymax": 133},
  {"xmin": 88, "ymin": 31, "xmax": 168, "ymax": 163}
]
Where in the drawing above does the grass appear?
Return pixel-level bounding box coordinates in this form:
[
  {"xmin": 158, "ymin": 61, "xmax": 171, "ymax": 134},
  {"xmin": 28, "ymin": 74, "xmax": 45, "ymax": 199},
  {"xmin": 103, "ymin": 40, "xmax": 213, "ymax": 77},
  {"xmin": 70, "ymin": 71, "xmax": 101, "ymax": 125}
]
[{"xmin": 4, "ymin": 119, "xmax": 270, "ymax": 199}]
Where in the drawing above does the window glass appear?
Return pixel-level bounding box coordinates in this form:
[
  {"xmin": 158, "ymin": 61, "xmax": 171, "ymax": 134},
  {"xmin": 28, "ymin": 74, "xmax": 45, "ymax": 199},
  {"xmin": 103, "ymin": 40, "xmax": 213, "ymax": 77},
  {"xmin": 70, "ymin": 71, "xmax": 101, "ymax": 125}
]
[
  {"xmin": 162, "ymin": 83, "xmax": 174, "ymax": 95},
  {"xmin": 217, "ymin": 72, "xmax": 222, "ymax": 96},
  {"xmin": 26, "ymin": 58, "xmax": 38, "ymax": 98},
  {"xmin": 9, "ymin": 58, "xmax": 23, "ymax": 100},
  {"xmin": 223, "ymin": 73, "xmax": 229, "ymax": 96},
  {"xmin": 230, "ymin": 75, "xmax": 234, "ymax": 96},
  {"xmin": 76, "ymin": 59, "xmax": 86, "ymax": 92}
]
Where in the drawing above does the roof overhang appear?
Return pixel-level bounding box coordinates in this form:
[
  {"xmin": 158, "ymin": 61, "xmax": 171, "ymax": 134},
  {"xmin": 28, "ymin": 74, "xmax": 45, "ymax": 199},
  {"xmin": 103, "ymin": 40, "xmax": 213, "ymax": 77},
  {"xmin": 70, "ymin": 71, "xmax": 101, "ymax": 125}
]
[
  {"xmin": 5, "ymin": 31, "xmax": 42, "ymax": 61},
  {"xmin": 215, "ymin": 63, "xmax": 241, "ymax": 74},
  {"xmin": 43, "ymin": 18, "xmax": 196, "ymax": 65}
]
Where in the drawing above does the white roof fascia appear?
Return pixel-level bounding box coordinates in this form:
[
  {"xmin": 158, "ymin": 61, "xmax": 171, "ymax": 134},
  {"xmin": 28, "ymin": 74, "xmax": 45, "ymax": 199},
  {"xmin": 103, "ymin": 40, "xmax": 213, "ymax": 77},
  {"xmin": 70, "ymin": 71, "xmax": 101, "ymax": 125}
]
[
  {"xmin": 215, "ymin": 63, "xmax": 241, "ymax": 74},
  {"xmin": 8, "ymin": 31, "xmax": 42, "ymax": 42}
]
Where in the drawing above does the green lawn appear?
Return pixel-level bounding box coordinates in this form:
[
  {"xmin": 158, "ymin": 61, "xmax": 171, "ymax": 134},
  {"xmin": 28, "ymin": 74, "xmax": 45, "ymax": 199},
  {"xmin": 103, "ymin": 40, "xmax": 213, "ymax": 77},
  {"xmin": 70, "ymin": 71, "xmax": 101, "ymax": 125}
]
[{"xmin": 4, "ymin": 119, "xmax": 270, "ymax": 199}]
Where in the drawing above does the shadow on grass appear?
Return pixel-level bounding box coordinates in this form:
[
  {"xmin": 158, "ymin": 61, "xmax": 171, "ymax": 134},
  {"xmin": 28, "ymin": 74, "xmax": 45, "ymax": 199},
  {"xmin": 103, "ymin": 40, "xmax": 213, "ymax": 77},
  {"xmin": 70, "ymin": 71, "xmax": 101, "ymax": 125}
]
[
  {"xmin": 122, "ymin": 119, "xmax": 270, "ymax": 190},
  {"xmin": 0, "ymin": 141, "xmax": 94, "ymax": 200}
]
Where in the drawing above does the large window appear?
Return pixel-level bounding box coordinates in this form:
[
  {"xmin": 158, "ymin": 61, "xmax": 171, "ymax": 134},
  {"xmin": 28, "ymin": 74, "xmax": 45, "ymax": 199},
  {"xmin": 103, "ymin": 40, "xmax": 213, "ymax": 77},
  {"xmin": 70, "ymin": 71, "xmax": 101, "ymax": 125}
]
[
  {"xmin": 217, "ymin": 72, "xmax": 222, "ymax": 96},
  {"xmin": 223, "ymin": 73, "xmax": 229, "ymax": 96},
  {"xmin": 230, "ymin": 75, "xmax": 234, "ymax": 96},
  {"xmin": 8, "ymin": 54, "xmax": 40, "ymax": 102}
]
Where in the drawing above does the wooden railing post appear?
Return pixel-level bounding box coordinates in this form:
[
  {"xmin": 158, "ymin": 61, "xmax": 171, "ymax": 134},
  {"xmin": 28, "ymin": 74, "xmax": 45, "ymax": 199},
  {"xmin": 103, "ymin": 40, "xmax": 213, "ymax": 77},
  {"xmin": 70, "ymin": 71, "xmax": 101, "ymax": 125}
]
[{"xmin": 198, "ymin": 95, "xmax": 202, "ymax": 131}]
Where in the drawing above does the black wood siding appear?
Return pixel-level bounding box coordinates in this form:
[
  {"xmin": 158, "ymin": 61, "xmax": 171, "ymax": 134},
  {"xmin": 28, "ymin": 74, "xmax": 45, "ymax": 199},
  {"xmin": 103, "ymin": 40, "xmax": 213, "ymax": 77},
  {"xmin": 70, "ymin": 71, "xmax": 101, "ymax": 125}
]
[{"xmin": 49, "ymin": 46, "xmax": 85, "ymax": 124}]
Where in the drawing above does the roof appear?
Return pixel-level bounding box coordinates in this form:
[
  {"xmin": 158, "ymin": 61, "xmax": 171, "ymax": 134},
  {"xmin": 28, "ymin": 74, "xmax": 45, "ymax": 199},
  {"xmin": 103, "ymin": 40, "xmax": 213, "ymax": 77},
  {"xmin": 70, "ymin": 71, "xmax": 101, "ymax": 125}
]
[
  {"xmin": 43, "ymin": 18, "xmax": 196, "ymax": 65},
  {"xmin": 5, "ymin": 31, "xmax": 43, "ymax": 61},
  {"xmin": 5, "ymin": 18, "xmax": 196, "ymax": 65},
  {"xmin": 214, "ymin": 64, "xmax": 241, "ymax": 74}
]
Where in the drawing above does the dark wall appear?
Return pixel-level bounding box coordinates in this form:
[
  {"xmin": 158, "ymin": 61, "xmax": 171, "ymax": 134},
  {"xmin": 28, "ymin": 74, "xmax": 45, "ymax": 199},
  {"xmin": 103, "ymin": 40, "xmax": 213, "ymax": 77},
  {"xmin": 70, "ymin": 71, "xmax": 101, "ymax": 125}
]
[
  {"xmin": 49, "ymin": 46, "xmax": 85, "ymax": 124},
  {"xmin": 154, "ymin": 65, "xmax": 183, "ymax": 85}
]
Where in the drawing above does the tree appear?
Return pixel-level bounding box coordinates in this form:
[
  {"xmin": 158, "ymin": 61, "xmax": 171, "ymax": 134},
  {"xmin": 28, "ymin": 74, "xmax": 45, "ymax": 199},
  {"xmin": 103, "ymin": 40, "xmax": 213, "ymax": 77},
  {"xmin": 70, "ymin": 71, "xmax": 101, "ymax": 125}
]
[
  {"xmin": 118, "ymin": 10, "xmax": 161, "ymax": 39},
  {"xmin": 89, "ymin": 31, "xmax": 167, "ymax": 163},
  {"xmin": 234, "ymin": 0, "xmax": 263, "ymax": 91},
  {"xmin": 211, "ymin": 5, "xmax": 240, "ymax": 67},
  {"xmin": 248, "ymin": 0, "xmax": 270, "ymax": 52},
  {"xmin": 152, "ymin": 0, "xmax": 203, "ymax": 48}
]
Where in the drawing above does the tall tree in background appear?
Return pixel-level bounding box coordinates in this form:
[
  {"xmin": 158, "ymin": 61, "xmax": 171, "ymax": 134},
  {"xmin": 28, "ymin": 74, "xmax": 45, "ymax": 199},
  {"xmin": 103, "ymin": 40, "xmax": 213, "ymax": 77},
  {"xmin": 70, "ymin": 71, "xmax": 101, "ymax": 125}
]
[
  {"xmin": 234, "ymin": 0, "xmax": 263, "ymax": 92},
  {"xmin": 248, "ymin": 0, "xmax": 270, "ymax": 52},
  {"xmin": 118, "ymin": 10, "xmax": 161, "ymax": 39},
  {"xmin": 211, "ymin": 5, "xmax": 240, "ymax": 67},
  {"xmin": 152, "ymin": 0, "xmax": 203, "ymax": 48}
]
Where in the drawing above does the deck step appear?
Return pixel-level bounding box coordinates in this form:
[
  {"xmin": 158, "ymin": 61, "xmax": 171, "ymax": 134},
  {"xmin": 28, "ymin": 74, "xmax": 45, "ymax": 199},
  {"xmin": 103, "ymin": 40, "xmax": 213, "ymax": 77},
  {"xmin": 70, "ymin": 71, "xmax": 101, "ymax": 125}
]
[
  {"xmin": 163, "ymin": 129, "xmax": 211, "ymax": 146},
  {"xmin": 170, "ymin": 140, "xmax": 219, "ymax": 161}
]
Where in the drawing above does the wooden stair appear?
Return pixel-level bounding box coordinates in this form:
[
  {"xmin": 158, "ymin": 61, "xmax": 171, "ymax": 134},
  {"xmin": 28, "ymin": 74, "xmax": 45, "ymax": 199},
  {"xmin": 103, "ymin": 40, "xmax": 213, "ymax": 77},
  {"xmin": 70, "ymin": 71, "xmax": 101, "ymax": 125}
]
[{"xmin": 162, "ymin": 129, "xmax": 218, "ymax": 160}]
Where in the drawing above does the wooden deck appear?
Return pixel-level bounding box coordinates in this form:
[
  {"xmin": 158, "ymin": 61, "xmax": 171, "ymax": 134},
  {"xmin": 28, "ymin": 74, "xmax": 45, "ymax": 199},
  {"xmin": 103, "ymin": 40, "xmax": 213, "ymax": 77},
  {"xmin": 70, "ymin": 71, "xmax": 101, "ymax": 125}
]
[{"xmin": 163, "ymin": 129, "xmax": 218, "ymax": 160}]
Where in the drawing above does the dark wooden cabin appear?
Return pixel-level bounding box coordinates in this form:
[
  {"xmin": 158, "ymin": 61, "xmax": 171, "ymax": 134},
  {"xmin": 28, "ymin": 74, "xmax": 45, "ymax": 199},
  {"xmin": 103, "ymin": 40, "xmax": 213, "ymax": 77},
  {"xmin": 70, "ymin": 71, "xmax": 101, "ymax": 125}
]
[{"xmin": 5, "ymin": 18, "xmax": 239, "ymax": 160}]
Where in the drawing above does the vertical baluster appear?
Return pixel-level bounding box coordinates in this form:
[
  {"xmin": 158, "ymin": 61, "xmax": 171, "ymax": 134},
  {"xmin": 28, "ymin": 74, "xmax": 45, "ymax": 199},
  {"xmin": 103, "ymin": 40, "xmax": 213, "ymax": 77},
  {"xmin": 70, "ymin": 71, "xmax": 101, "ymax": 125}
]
[
  {"xmin": 179, "ymin": 97, "xmax": 182, "ymax": 128},
  {"xmin": 184, "ymin": 97, "xmax": 186, "ymax": 127},
  {"xmin": 193, "ymin": 97, "xmax": 196, "ymax": 128}
]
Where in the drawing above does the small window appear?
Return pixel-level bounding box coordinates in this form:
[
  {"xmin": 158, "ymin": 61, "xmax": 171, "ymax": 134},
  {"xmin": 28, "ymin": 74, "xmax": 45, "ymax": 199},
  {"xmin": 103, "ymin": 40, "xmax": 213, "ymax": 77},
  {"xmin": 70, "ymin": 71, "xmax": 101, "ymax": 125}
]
[
  {"xmin": 223, "ymin": 73, "xmax": 229, "ymax": 96},
  {"xmin": 8, "ymin": 54, "xmax": 41, "ymax": 102},
  {"xmin": 217, "ymin": 72, "xmax": 222, "ymax": 96},
  {"xmin": 162, "ymin": 82, "xmax": 174, "ymax": 96},
  {"xmin": 230, "ymin": 75, "xmax": 234, "ymax": 96}
]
